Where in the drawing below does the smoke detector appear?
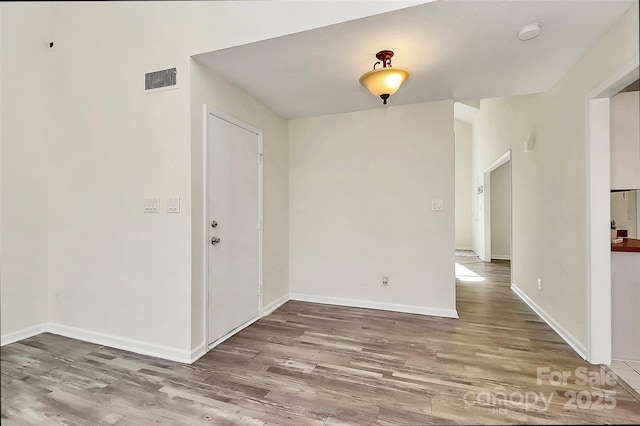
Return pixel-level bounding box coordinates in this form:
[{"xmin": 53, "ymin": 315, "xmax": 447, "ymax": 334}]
[{"xmin": 518, "ymin": 23, "xmax": 541, "ymax": 41}]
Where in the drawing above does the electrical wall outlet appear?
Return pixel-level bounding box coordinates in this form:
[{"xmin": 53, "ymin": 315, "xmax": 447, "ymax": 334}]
[
  {"xmin": 537, "ymin": 278, "xmax": 542, "ymax": 291},
  {"xmin": 431, "ymin": 199, "xmax": 444, "ymax": 211}
]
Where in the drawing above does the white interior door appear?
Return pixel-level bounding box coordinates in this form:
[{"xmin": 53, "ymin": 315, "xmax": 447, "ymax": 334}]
[{"xmin": 207, "ymin": 113, "xmax": 260, "ymax": 345}]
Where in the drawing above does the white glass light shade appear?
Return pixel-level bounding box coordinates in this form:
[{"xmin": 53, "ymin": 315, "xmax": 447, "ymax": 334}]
[{"xmin": 359, "ymin": 68, "xmax": 409, "ymax": 97}]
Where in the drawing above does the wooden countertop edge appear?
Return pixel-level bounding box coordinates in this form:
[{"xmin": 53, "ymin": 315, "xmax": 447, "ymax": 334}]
[{"xmin": 611, "ymin": 238, "xmax": 640, "ymax": 253}]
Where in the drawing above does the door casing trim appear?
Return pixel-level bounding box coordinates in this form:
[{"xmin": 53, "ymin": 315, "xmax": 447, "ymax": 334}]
[{"xmin": 584, "ymin": 57, "xmax": 639, "ymax": 364}]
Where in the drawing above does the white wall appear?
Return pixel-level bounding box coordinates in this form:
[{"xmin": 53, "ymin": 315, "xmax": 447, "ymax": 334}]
[
  {"xmin": 454, "ymin": 120, "xmax": 473, "ymax": 250},
  {"xmin": 471, "ymin": 97, "xmax": 538, "ymax": 262},
  {"xmin": 289, "ymin": 101, "xmax": 457, "ymax": 317},
  {"xmin": 610, "ymin": 91, "xmax": 640, "ymax": 190},
  {"xmin": 47, "ymin": 2, "xmax": 193, "ymax": 352},
  {"xmin": 490, "ymin": 161, "xmax": 511, "ymax": 259},
  {"xmin": 190, "ymin": 60, "xmax": 289, "ymax": 350},
  {"xmin": 0, "ymin": 3, "xmax": 51, "ymax": 337},
  {"xmin": 1, "ymin": 1, "xmax": 421, "ymax": 351},
  {"xmin": 472, "ymin": 2, "xmax": 638, "ymax": 353}
]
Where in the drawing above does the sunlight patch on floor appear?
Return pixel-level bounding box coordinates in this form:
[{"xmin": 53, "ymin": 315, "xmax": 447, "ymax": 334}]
[{"xmin": 455, "ymin": 263, "xmax": 485, "ymax": 282}]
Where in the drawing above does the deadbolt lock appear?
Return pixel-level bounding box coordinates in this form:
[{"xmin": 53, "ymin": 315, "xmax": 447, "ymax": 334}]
[{"xmin": 211, "ymin": 220, "xmax": 218, "ymax": 228}]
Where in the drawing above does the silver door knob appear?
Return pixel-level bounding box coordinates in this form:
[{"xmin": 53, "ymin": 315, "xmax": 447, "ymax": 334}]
[
  {"xmin": 211, "ymin": 220, "xmax": 218, "ymax": 228},
  {"xmin": 211, "ymin": 237, "xmax": 221, "ymax": 245}
]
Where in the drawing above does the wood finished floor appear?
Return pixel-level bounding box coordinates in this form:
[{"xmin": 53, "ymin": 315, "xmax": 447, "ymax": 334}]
[{"xmin": 2, "ymin": 257, "xmax": 640, "ymax": 425}]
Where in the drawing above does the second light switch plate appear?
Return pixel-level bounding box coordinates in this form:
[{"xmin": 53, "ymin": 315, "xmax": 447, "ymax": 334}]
[{"xmin": 167, "ymin": 196, "xmax": 180, "ymax": 213}]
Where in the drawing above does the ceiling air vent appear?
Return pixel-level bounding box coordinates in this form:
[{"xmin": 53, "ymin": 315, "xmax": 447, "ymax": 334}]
[{"xmin": 145, "ymin": 68, "xmax": 177, "ymax": 91}]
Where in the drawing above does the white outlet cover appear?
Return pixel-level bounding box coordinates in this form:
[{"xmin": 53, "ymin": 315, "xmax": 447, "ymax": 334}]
[{"xmin": 432, "ymin": 199, "xmax": 444, "ymax": 211}]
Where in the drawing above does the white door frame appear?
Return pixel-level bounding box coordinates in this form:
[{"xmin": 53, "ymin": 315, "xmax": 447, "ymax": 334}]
[
  {"xmin": 585, "ymin": 57, "xmax": 638, "ymax": 365},
  {"xmin": 479, "ymin": 150, "xmax": 511, "ymax": 263},
  {"xmin": 202, "ymin": 104, "xmax": 264, "ymax": 350}
]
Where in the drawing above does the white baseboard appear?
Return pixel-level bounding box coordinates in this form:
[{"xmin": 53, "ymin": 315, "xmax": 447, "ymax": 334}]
[
  {"xmin": 612, "ymin": 356, "xmax": 640, "ymax": 364},
  {"xmin": 262, "ymin": 294, "xmax": 290, "ymax": 316},
  {"xmin": 455, "ymin": 247, "xmax": 474, "ymax": 251},
  {"xmin": 190, "ymin": 342, "xmax": 207, "ymax": 363},
  {"xmin": 1, "ymin": 323, "xmax": 48, "ymax": 347},
  {"xmin": 510, "ymin": 284, "xmax": 587, "ymax": 360},
  {"xmin": 289, "ymin": 293, "xmax": 459, "ymax": 319},
  {"xmin": 491, "ymin": 255, "xmax": 511, "ymax": 260},
  {"xmin": 47, "ymin": 323, "xmax": 193, "ymax": 364},
  {"xmin": 2, "ymin": 293, "xmax": 458, "ymax": 363}
]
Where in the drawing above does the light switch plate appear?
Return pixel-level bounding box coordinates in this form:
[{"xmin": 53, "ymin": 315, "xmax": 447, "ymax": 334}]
[
  {"xmin": 144, "ymin": 197, "xmax": 160, "ymax": 213},
  {"xmin": 432, "ymin": 199, "xmax": 444, "ymax": 211},
  {"xmin": 167, "ymin": 196, "xmax": 180, "ymax": 213}
]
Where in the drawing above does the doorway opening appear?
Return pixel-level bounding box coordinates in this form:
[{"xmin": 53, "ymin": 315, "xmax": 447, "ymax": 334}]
[
  {"xmin": 586, "ymin": 59, "xmax": 638, "ymax": 365},
  {"xmin": 454, "ymin": 103, "xmax": 513, "ymax": 312},
  {"xmin": 489, "ymin": 160, "xmax": 512, "ymax": 264}
]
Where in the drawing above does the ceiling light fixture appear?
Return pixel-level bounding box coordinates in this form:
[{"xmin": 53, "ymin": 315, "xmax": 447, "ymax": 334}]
[
  {"xmin": 359, "ymin": 50, "xmax": 409, "ymax": 105},
  {"xmin": 518, "ymin": 23, "xmax": 541, "ymax": 41}
]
